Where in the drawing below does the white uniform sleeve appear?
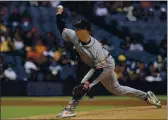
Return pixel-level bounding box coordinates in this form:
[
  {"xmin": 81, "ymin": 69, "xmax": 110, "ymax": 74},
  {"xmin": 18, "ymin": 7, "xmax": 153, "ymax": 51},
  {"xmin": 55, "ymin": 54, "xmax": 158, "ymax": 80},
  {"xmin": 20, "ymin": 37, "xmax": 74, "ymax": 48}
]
[
  {"xmin": 62, "ymin": 28, "xmax": 76, "ymax": 42},
  {"xmin": 81, "ymin": 69, "xmax": 95, "ymax": 83},
  {"xmin": 94, "ymin": 44, "xmax": 107, "ymax": 69}
]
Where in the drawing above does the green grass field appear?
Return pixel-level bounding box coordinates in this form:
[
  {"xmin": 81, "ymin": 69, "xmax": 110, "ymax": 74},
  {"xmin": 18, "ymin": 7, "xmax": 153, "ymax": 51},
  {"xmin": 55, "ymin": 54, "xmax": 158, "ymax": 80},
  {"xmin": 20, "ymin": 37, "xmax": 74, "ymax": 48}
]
[
  {"xmin": 1, "ymin": 96, "xmax": 166, "ymax": 119},
  {"xmin": 1, "ymin": 106, "xmax": 117, "ymax": 119}
]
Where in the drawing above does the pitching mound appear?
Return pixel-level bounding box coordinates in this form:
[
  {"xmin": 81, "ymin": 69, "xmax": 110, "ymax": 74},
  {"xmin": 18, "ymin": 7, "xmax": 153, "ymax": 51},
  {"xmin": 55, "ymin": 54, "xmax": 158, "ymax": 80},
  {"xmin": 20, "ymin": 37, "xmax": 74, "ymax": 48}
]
[{"xmin": 13, "ymin": 106, "xmax": 166, "ymax": 120}]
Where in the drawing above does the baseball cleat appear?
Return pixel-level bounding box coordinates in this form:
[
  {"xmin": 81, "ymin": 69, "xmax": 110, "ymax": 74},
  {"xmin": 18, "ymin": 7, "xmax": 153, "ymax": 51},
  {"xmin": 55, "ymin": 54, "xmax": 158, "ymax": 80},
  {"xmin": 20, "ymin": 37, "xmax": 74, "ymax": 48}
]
[
  {"xmin": 60, "ymin": 108, "xmax": 76, "ymax": 118},
  {"xmin": 146, "ymin": 91, "xmax": 162, "ymax": 108},
  {"xmin": 56, "ymin": 108, "xmax": 68, "ymax": 117},
  {"xmin": 56, "ymin": 110, "xmax": 63, "ymax": 117}
]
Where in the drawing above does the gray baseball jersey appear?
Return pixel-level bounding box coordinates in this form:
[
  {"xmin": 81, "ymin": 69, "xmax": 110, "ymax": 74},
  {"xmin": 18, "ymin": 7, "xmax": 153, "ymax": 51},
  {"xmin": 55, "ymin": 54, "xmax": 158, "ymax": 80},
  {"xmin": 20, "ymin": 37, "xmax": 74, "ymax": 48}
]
[
  {"xmin": 62, "ymin": 28, "xmax": 147, "ymax": 100},
  {"xmin": 62, "ymin": 28, "xmax": 115, "ymax": 69}
]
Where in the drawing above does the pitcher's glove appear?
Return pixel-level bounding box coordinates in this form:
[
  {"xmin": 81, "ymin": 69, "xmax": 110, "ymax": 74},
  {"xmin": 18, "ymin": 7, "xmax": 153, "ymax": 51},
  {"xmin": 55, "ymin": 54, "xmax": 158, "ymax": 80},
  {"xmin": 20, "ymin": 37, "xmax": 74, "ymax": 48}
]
[{"xmin": 72, "ymin": 83, "xmax": 90, "ymax": 100}]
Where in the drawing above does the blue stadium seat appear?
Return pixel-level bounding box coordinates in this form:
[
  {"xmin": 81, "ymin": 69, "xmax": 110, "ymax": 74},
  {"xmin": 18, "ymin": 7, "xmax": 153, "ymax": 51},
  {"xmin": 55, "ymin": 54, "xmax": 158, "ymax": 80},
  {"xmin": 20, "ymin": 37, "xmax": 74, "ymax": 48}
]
[
  {"xmin": 39, "ymin": 7, "xmax": 50, "ymax": 22},
  {"xmin": 2, "ymin": 54, "xmax": 15, "ymax": 65},
  {"xmin": 1, "ymin": 7, "xmax": 9, "ymax": 25},
  {"xmin": 8, "ymin": 4, "xmax": 18, "ymax": 15},
  {"xmin": 42, "ymin": 22, "xmax": 52, "ymax": 33},
  {"xmin": 32, "ymin": 21, "xmax": 42, "ymax": 34},
  {"xmin": 18, "ymin": 4, "xmax": 27, "ymax": 14},
  {"xmin": 109, "ymin": 6, "xmax": 166, "ymax": 45},
  {"xmin": 28, "ymin": 6, "xmax": 40, "ymax": 22},
  {"xmin": 48, "ymin": 7, "xmax": 56, "ymax": 22},
  {"xmin": 60, "ymin": 65, "xmax": 76, "ymax": 80}
]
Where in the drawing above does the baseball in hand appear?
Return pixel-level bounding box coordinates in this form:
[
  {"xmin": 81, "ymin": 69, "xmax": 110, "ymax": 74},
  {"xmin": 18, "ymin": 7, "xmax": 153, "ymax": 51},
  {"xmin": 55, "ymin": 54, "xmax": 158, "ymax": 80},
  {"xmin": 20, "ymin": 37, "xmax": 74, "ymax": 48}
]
[
  {"xmin": 58, "ymin": 5, "xmax": 63, "ymax": 9},
  {"xmin": 56, "ymin": 5, "xmax": 64, "ymax": 15}
]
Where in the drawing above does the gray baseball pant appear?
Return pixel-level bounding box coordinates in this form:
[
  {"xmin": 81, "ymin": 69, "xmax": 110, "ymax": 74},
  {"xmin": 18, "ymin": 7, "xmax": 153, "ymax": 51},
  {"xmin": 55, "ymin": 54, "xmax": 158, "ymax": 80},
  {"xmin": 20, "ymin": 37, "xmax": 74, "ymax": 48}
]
[{"xmin": 81, "ymin": 67, "xmax": 147, "ymax": 100}]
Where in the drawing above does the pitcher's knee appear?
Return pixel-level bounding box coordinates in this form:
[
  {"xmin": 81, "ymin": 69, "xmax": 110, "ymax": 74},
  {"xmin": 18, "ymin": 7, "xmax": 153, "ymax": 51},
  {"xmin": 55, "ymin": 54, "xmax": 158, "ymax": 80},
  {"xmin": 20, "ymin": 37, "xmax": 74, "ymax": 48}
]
[
  {"xmin": 112, "ymin": 88, "xmax": 123, "ymax": 96},
  {"xmin": 109, "ymin": 85, "xmax": 124, "ymax": 96}
]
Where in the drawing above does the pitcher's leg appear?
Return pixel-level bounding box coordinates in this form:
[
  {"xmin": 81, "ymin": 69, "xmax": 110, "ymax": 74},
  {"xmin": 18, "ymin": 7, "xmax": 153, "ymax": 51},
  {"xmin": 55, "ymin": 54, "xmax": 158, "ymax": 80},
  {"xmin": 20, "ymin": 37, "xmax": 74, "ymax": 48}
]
[
  {"xmin": 101, "ymin": 69, "xmax": 147, "ymax": 100},
  {"xmin": 56, "ymin": 81, "xmax": 90, "ymax": 118},
  {"xmin": 62, "ymin": 68, "xmax": 109, "ymax": 113}
]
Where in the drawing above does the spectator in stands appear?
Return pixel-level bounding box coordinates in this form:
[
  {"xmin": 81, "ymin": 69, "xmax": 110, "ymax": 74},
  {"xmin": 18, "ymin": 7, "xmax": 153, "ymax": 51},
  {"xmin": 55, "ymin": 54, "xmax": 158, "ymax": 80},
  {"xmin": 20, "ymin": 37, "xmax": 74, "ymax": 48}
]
[
  {"xmin": 57, "ymin": 50, "xmax": 77, "ymax": 66},
  {"xmin": 25, "ymin": 58, "xmax": 38, "ymax": 81},
  {"xmin": 100, "ymin": 37, "xmax": 113, "ymax": 50},
  {"xmin": 26, "ymin": 46, "xmax": 35, "ymax": 58},
  {"xmin": 132, "ymin": 5, "xmax": 141, "ymax": 20},
  {"xmin": 45, "ymin": 32, "xmax": 58, "ymax": 50},
  {"xmin": 21, "ymin": 10, "xmax": 32, "ymax": 31},
  {"xmin": 0, "ymin": 24, "xmax": 15, "ymax": 52},
  {"xmin": 135, "ymin": 61, "xmax": 146, "ymax": 81},
  {"xmin": 13, "ymin": 34, "xmax": 24, "ymax": 51},
  {"xmin": 129, "ymin": 39, "xmax": 144, "ymax": 51},
  {"xmin": 148, "ymin": 63, "xmax": 158, "ymax": 77},
  {"xmin": 161, "ymin": 57, "xmax": 167, "ymax": 80},
  {"xmin": 103, "ymin": 2, "xmax": 111, "ymax": 12},
  {"xmin": 23, "ymin": 30, "xmax": 33, "ymax": 47},
  {"xmin": 0, "ymin": 5, "xmax": 8, "ymax": 25},
  {"xmin": 24, "ymin": 27, "xmax": 38, "ymax": 47},
  {"xmin": 159, "ymin": 36, "xmax": 167, "ymax": 57},
  {"xmin": 0, "ymin": 22, "xmax": 7, "ymax": 33},
  {"xmin": 0, "ymin": 55, "xmax": 5, "ymax": 81},
  {"xmin": 34, "ymin": 38, "xmax": 47, "ymax": 63},
  {"xmin": 154, "ymin": 55, "xmax": 167, "ymax": 81},
  {"xmin": 115, "ymin": 54, "xmax": 128, "ymax": 81},
  {"xmin": 60, "ymin": 54, "xmax": 71, "ymax": 65},
  {"xmin": 63, "ymin": 42, "xmax": 78, "ymax": 66},
  {"xmin": 53, "ymin": 50, "xmax": 61, "ymax": 62},
  {"xmin": 25, "ymin": 58, "xmax": 38, "ymax": 74},
  {"xmin": 13, "ymin": 27, "xmax": 24, "ymax": 50},
  {"xmin": 26, "ymin": 36, "xmax": 47, "ymax": 64},
  {"xmin": 0, "ymin": 34, "xmax": 15, "ymax": 52},
  {"xmin": 24, "ymin": 57, "xmax": 38, "ymax": 81},
  {"xmin": 4, "ymin": 64, "xmax": 17, "ymax": 81},
  {"xmin": 153, "ymin": 2, "xmax": 160, "ymax": 10},
  {"xmin": 120, "ymin": 36, "xmax": 131, "ymax": 50},
  {"xmin": 95, "ymin": 2, "xmax": 109, "ymax": 16},
  {"xmin": 47, "ymin": 52, "xmax": 62, "ymax": 81},
  {"xmin": 145, "ymin": 63, "xmax": 162, "ymax": 82},
  {"xmin": 140, "ymin": 1, "xmax": 152, "ymax": 21},
  {"xmin": 160, "ymin": 7, "xmax": 167, "ymax": 21},
  {"xmin": 123, "ymin": 2, "xmax": 136, "ymax": 22},
  {"xmin": 31, "ymin": 27, "xmax": 39, "ymax": 38},
  {"xmin": 153, "ymin": 55, "xmax": 164, "ymax": 72},
  {"xmin": 110, "ymin": 1, "xmax": 123, "ymax": 13},
  {"xmin": 147, "ymin": 8, "xmax": 154, "ymax": 18},
  {"xmin": 14, "ymin": 26, "xmax": 23, "ymax": 36},
  {"xmin": 41, "ymin": 50, "xmax": 62, "ymax": 81},
  {"xmin": 8, "ymin": 8, "xmax": 21, "ymax": 29},
  {"xmin": 140, "ymin": 1, "xmax": 151, "ymax": 10},
  {"xmin": 6, "ymin": 25, "xmax": 12, "ymax": 37},
  {"xmin": 124, "ymin": 60, "xmax": 137, "ymax": 81}
]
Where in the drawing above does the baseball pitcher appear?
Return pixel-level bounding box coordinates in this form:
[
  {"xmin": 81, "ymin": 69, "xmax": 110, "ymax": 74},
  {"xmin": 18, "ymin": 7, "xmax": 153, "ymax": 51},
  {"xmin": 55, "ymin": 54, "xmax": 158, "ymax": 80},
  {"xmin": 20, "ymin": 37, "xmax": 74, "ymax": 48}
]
[{"xmin": 55, "ymin": 9, "xmax": 161, "ymax": 118}]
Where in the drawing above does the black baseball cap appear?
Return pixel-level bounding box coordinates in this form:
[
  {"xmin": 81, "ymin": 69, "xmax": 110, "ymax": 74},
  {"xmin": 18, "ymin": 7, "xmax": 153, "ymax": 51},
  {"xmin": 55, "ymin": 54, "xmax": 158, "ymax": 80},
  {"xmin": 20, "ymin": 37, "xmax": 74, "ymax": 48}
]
[{"xmin": 74, "ymin": 20, "xmax": 91, "ymax": 31}]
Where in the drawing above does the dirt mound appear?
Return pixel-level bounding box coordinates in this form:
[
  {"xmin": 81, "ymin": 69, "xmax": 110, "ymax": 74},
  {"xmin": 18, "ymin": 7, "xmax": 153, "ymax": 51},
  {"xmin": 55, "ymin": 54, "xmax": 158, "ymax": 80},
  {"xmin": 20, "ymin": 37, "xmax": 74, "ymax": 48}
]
[{"xmin": 13, "ymin": 106, "xmax": 166, "ymax": 120}]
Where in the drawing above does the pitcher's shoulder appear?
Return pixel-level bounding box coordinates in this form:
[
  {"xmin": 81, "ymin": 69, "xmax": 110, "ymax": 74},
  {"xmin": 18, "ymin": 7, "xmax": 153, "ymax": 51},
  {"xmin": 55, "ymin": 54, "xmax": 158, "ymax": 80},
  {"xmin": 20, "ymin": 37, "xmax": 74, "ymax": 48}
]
[{"xmin": 62, "ymin": 28, "xmax": 78, "ymax": 42}]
